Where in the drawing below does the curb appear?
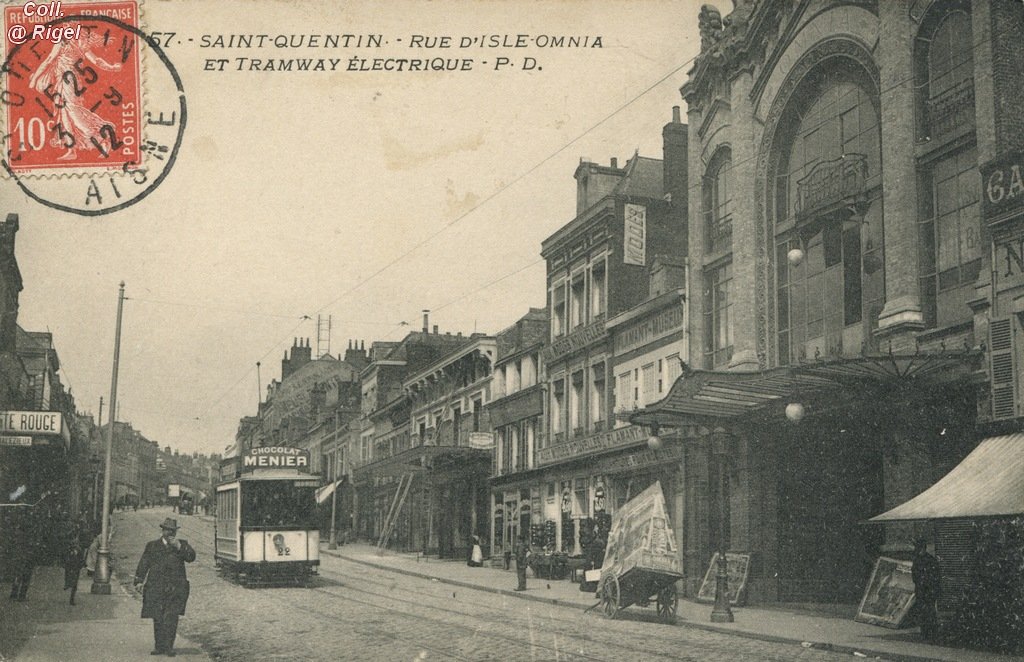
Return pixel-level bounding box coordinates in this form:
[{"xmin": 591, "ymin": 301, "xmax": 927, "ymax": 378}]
[{"xmin": 324, "ymin": 547, "xmax": 968, "ymax": 662}]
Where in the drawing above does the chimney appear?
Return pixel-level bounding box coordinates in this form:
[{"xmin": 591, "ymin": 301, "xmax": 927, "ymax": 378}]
[
  {"xmin": 663, "ymin": 106, "xmax": 689, "ymax": 252},
  {"xmin": 610, "ymin": 157, "xmax": 618, "ymax": 169},
  {"xmin": 422, "ymin": 310, "xmax": 430, "ymax": 333},
  {"xmin": 433, "ymin": 325, "xmax": 439, "ymax": 334}
]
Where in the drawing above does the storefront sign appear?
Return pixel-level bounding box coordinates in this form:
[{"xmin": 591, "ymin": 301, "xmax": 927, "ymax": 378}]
[
  {"xmin": 624, "ymin": 204, "xmax": 647, "ymax": 266},
  {"xmin": 543, "ymin": 318, "xmax": 607, "ymax": 363},
  {"xmin": 0, "ymin": 410, "xmax": 63, "ymax": 436},
  {"xmin": 983, "ymin": 150, "xmax": 1024, "ymax": 223},
  {"xmin": 613, "ymin": 305, "xmax": 684, "ymax": 355},
  {"xmin": 593, "ymin": 442, "xmax": 685, "ymax": 475},
  {"xmin": 243, "ymin": 446, "xmax": 311, "ymax": 471},
  {"xmin": 0, "ymin": 435, "xmax": 32, "ymax": 446},
  {"xmin": 996, "ymin": 233, "xmax": 1024, "ymax": 284},
  {"xmin": 537, "ymin": 425, "xmax": 645, "ymax": 466}
]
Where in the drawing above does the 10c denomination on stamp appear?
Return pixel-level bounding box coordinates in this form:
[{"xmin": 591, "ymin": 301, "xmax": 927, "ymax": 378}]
[{"xmin": 2, "ymin": 0, "xmax": 186, "ymax": 216}]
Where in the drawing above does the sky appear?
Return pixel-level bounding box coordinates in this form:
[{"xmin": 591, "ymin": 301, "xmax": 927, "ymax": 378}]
[{"xmin": 5, "ymin": 0, "xmax": 709, "ymax": 455}]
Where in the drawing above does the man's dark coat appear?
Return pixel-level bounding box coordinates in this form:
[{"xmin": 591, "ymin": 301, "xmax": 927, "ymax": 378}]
[{"xmin": 134, "ymin": 538, "xmax": 195, "ymax": 618}]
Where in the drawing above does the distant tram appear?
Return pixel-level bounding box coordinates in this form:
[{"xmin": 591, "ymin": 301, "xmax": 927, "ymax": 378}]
[{"xmin": 215, "ymin": 447, "xmax": 321, "ymax": 585}]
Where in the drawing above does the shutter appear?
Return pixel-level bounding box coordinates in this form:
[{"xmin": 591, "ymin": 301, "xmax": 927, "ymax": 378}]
[
  {"xmin": 935, "ymin": 519, "xmax": 975, "ymax": 612},
  {"xmin": 988, "ymin": 316, "xmax": 1019, "ymax": 421}
]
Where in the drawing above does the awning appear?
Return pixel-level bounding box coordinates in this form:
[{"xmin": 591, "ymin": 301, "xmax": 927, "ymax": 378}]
[
  {"xmin": 870, "ymin": 434, "xmax": 1024, "ymax": 521},
  {"xmin": 315, "ymin": 477, "xmax": 345, "ymax": 504},
  {"xmin": 630, "ymin": 352, "xmax": 980, "ymax": 426}
]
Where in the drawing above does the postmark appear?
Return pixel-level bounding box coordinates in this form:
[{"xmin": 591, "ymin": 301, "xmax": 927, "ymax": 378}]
[{"xmin": 1, "ymin": 0, "xmax": 185, "ymax": 215}]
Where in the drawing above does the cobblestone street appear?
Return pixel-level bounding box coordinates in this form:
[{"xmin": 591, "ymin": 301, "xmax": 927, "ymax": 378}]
[{"xmin": 112, "ymin": 509, "xmax": 851, "ymax": 662}]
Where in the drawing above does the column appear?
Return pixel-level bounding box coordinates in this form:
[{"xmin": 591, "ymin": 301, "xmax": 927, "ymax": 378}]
[{"xmin": 875, "ymin": 0, "xmax": 925, "ymax": 348}]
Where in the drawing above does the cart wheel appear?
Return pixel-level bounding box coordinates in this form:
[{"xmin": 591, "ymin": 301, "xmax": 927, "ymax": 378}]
[
  {"xmin": 599, "ymin": 576, "xmax": 620, "ymax": 619},
  {"xmin": 656, "ymin": 585, "xmax": 678, "ymax": 623}
]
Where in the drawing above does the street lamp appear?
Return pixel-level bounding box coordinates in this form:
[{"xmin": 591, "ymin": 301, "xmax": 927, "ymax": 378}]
[
  {"xmin": 92, "ymin": 282, "xmax": 126, "ymax": 596},
  {"xmin": 710, "ymin": 428, "xmax": 734, "ymax": 623}
]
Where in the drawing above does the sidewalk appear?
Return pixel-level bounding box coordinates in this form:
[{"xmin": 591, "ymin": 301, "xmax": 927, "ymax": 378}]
[
  {"xmin": 0, "ymin": 565, "xmax": 211, "ymax": 661},
  {"xmin": 322, "ymin": 542, "xmax": 1015, "ymax": 662}
]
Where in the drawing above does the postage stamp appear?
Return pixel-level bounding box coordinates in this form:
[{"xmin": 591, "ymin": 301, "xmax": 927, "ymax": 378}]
[
  {"xmin": 3, "ymin": 0, "xmax": 142, "ymax": 171},
  {"xmin": 1, "ymin": 0, "xmax": 186, "ymax": 215}
]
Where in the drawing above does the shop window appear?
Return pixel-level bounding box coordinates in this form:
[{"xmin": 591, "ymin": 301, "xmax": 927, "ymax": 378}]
[
  {"xmin": 703, "ymin": 262, "xmax": 733, "ymax": 368},
  {"xmin": 918, "ymin": 147, "xmax": 981, "ymax": 328},
  {"xmin": 703, "ymin": 149, "xmax": 733, "ymax": 254}
]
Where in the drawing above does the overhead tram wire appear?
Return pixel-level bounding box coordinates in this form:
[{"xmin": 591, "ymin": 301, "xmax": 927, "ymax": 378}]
[{"xmin": 192, "ymin": 18, "xmax": 1011, "ymax": 425}]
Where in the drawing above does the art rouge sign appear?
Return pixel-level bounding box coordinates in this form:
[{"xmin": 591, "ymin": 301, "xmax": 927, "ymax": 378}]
[{"xmin": 243, "ymin": 446, "xmax": 310, "ymax": 472}]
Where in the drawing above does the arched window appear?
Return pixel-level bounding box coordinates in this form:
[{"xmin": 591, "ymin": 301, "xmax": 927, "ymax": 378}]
[
  {"xmin": 917, "ymin": 6, "xmax": 974, "ymax": 139},
  {"xmin": 772, "ymin": 65, "xmax": 882, "ymax": 364},
  {"xmin": 703, "ymin": 149, "xmax": 733, "ymax": 254}
]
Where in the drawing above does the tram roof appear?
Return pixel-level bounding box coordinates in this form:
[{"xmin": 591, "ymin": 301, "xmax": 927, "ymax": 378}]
[{"xmin": 219, "ymin": 469, "xmax": 321, "ymax": 484}]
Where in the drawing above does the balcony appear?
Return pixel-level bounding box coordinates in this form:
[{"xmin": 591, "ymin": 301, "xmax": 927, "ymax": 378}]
[{"xmin": 924, "ymin": 79, "xmax": 974, "ymax": 140}]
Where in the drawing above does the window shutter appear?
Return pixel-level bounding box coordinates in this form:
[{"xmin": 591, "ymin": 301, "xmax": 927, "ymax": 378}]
[{"xmin": 988, "ymin": 316, "xmax": 1019, "ymax": 421}]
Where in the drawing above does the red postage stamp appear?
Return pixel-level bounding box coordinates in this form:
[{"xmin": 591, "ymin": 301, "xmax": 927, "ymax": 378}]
[{"xmin": 3, "ymin": 0, "xmax": 143, "ymax": 172}]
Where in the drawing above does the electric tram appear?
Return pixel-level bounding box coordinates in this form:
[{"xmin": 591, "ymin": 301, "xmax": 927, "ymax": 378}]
[{"xmin": 214, "ymin": 446, "xmax": 321, "ymax": 586}]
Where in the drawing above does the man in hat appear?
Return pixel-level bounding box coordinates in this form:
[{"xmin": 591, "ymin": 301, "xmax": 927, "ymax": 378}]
[
  {"xmin": 911, "ymin": 537, "xmax": 942, "ymax": 642},
  {"xmin": 134, "ymin": 518, "xmax": 195, "ymax": 656}
]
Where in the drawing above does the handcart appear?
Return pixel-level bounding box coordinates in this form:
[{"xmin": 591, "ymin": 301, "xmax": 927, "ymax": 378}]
[{"xmin": 591, "ymin": 481, "xmax": 683, "ymax": 623}]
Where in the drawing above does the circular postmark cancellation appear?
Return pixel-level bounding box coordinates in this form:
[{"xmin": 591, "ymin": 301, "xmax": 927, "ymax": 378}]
[{"xmin": 1, "ymin": 1, "xmax": 185, "ymax": 216}]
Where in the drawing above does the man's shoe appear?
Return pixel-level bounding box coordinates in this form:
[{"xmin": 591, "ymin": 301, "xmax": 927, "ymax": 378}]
[
  {"xmin": 165, "ymin": 651, "xmax": 176, "ymax": 657},
  {"xmin": 151, "ymin": 651, "xmax": 163, "ymax": 655},
  {"xmin": 514, "ymin": 587, "xmax": 526, "ymax": 591}
]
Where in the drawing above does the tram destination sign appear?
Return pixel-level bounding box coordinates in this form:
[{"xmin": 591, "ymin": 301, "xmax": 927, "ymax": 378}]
[{"xmin": 243, "ymin": 446, "xmax": 311, "ymax": 472}]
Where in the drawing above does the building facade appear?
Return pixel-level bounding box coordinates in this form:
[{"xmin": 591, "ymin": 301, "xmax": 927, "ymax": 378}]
[{"xmin": 630, "ymin": 0, "xmax": 1024, "ymax": 606}]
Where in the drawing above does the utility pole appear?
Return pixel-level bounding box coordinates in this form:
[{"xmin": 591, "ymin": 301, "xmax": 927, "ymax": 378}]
[{"xmin": 92, "ymin": 282, "xmax": 126, "ymax": 596}]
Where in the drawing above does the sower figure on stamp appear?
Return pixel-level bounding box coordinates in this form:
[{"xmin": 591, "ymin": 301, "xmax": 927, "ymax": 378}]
[
  {"xmin": 134, "ymin": 518, "xmax": 195, "ymax": 657},
  {"xmin": 513, "ymin": 534, "xmax": 531, "ymax": 591},
  {"xmin": 911, "ymin": 537, "xmax": 942, "ymax": 643}
]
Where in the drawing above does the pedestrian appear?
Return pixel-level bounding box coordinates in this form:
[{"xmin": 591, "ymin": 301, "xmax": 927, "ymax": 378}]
[
  {"xmin": 503, "ymin": 544, "xmax": 512, "ymax": 571},
  {"xmin": 63, "ymin": 523, "xmax": 87, "ymax": 605},
  {"xmin": 911, "ymin": 537, "xmax": 942, "ymax": 642},
  {"xmin": 8, "ymin": 512, "xmax": 37, "ymax": 602},
  {"xmin": 468, "ymin": 534, "xmax": 483, "ymax": 567},
  {"xmin": 514, "ymin": 534, "xmax": 531, "ymax": 591},
  {"xmin": 133, "ymin": 518, "xmax": 196, "ymax": 657}
]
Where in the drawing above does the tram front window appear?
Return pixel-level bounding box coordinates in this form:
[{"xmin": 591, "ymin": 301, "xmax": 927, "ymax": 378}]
[{"xmin": 241, "ymin": 482, "xmax": 317, "ymax": 528}]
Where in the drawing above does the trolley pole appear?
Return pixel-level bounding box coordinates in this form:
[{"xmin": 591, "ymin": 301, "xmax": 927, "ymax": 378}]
[
  {"xmin": 92, "ymin": 282, "xmax": 126, "ymax": 596},
  {"xmin": 329, "ymin": 452, "xmax": 338, "ymax": 549}
]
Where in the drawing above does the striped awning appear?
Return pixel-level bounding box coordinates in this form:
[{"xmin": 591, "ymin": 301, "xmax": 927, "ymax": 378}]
[
  {"xmin": 870, "ymin": 434, "xmax": 1024, "ymax": 521},
  {"xmin": 630, "ymin": 351, "xmax": 979, "ymax": 426},
  {"xmin": 315, "ymin": 477, "xmax": 345, "ymax": 504}
]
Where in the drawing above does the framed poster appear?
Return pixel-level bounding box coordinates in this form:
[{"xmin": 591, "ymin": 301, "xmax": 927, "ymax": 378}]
[
  {"xmin": 855, "ymin": 557, "xmax": 916, "ymax": 628},
  {"xmin": 696, "ymin": 552, "xmax": 752, "ymax": 606}
]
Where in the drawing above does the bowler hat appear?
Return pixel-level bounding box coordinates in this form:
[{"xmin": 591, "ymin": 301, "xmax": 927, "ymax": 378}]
[{"xmin": 159, "ymin": 518, "xmax": 179, "ymax": 531}]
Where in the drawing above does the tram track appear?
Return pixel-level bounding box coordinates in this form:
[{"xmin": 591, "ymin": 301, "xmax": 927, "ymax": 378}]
[{"xmin": 127, "ymin": 512, "xmax": 842, "ymax": 662}]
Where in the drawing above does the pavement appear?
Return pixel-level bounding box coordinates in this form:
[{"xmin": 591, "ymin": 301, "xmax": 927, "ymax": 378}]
[
  {"xmin": 321, "ymin": 542, "xmax": 1018, "ymax": 662},
  {"xmin": 2, "ymin": 525, "xmax": 1016, "ymax": 662},
  {"xmin": 0, "ymin": 513, "xmax": 213, "ymax": 662}
]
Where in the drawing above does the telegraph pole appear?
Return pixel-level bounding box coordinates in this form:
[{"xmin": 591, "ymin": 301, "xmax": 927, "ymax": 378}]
[{"xmin": 92, "ymin": 282, "xmax": 126, "ymax": 595}]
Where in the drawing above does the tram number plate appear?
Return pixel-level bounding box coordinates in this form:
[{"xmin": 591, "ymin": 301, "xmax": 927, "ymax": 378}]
[{"xmin": 268, "ymin": 532, "xmax": 295, "ymax": 557}]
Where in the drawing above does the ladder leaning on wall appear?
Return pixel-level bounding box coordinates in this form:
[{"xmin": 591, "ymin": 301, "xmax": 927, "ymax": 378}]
[{"xmin": 376, "ymin": 472, "xmax": 415, "ymax": 553}]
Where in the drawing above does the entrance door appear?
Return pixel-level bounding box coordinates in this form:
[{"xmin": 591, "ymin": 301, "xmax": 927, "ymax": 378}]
[{"xmin": 777, "ymin": 424, "xmax": 883, "ymax": 603}]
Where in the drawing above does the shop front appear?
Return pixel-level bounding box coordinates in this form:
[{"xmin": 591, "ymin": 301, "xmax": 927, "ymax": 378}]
[
  {"xmin": 631, "ymin": 354, "xmax": 982, "ymax": 604},
  {"xmin": 490, "ymin": 424, "xmax": 687, "ymax": 582}
]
